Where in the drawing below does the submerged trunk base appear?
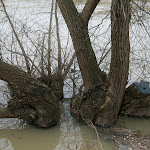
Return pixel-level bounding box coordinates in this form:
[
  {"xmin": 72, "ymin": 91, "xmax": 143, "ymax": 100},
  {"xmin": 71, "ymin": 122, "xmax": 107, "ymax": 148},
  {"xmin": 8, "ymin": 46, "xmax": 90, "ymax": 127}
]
[
  {"xmin": 8, "ymin": 82, "xmax": 60, "ymax": 128},
  {"xmin": 0, "ymin": 60, "xmax": 60, "ymax": 128},
  {"xmin": 121, "ymin": 83, "xmax": 150, "ymax": 117},
  {"xmin": 71, "ymin": 83, "xmax": 150, "ymax": 127},
  {"xmin": 71, "ymin": 85, "xmax": 106, "ymax": 126}
]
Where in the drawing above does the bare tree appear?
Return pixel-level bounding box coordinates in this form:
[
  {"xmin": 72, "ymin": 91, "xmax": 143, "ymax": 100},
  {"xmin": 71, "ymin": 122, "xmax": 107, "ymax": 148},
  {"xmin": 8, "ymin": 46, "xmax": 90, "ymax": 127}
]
[
  {"xmin": 57, "ymin": 0, "xmax": 106, "ymax": 91},
  {"xmin": 57, "ymin": 0, "xmax": 131, "ymax": 126},
  {"xmin": 0, "ymin": 0, "xmax": 77, "ymax": 101}
]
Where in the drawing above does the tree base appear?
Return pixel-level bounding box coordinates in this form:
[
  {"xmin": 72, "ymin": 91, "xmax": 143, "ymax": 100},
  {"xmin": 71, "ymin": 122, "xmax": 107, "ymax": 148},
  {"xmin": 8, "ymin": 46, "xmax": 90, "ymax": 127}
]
[
  {"xmin": 71, "ymin": 85, "xmax": 106, "ymax": 124},
  {"xmin": 8, "ymin": 82, "xmax": 60, "ymax": 128},
  {"xmin": 121, "ymin": 83, "xmax": 150, "ymax": 117},
  {"xmin": 0, "ymin": 61, "xmax": 60, "ymax": 128},
  {"xmin": 71, "ymin": 83, "xmax": 150, "ymax": 127}
]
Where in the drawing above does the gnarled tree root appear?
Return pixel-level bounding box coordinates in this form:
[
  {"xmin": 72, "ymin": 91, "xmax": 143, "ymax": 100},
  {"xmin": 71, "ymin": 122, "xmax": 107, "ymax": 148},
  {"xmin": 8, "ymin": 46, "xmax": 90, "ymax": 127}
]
[{"xmin": 71, "ymin": 83, "xmax": 150, "ymax": 127}]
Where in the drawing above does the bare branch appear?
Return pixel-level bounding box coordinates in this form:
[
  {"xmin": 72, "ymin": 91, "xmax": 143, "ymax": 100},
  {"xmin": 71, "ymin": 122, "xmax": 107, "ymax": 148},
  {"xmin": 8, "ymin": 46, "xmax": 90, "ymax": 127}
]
[
  {"xmin": 98, "ymin": 41, "xmax": 111, "ymax": 65},
  {"xmin": 63, "ymin": 52, "xmax": 76, "ymax": 79},
  {"xmin": 4, "ymin": 47, "xmax": 41, "ymax": 74},
  {"xmin": 1, "ymin": 0, "xmax": 31, "ymax": 74},
  {"xmin": 81, "ymin": 0, "xmax": 100, "ymax": 25},
  {"xmin": 131, "ymin": 0, "xmax": 150, "ymax": 15},
  {"xmin": 47, "ymin": 0, "xmax": 54, "ymax": 76},
  {"xmin": 41, "ymin": 34, "xmax": 45, "ymax": 78},
  {"xmin": 55, "ymin": 2, "xmax": 62, "ymax": 74}
]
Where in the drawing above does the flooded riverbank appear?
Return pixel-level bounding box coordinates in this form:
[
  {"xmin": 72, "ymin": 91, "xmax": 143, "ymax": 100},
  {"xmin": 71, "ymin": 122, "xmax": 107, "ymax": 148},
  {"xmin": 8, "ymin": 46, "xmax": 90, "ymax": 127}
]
[
  {"xmin": 0, "ymin": 98, "xmax": 150, "ymax": 150},
  {"xmin": 0, "ymin": 98, "xmax": 117, "ymax": 150},
  {"xmin": 0, "ymin": 79, "xmax": 150, "ymax": 150}
]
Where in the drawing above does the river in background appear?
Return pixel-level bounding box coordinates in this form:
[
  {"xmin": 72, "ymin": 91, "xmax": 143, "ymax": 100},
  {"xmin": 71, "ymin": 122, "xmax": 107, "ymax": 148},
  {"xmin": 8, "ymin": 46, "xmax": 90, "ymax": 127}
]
[{"xmin": 0, "ymin": 0, "xmax": 150, "ymax": 150}]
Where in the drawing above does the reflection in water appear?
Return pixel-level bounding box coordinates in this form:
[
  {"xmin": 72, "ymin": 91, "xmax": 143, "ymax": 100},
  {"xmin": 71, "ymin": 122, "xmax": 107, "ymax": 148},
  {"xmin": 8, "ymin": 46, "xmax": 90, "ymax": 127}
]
[
  {"xmin": 0, "ymin": 119, "xmax": 27, "ymax": 129},
  {"xmin": 55, "ymin": 101, "xmax": 82, "ymax": 150},
  {"xmin": 0, "ymin": 138, "xmax": 14, "ymax": 150},
  {"xmin": 55, "ymin": 101, "xmax": 118, "ymax": 150},
  {"xmin": 0, "ymin": 83, "xmax": 150, "ymax": 149},
  {"xmin": 0, "ymin": 100, "xmax": 84, "ymax": 150}
]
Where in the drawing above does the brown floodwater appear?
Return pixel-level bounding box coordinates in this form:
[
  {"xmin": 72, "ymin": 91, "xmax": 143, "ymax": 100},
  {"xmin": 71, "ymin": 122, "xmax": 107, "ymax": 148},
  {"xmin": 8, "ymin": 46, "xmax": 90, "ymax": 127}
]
[
  {"xmin": 0, "ymin": 79, "xmax": 150, "ymax": 150},
  {"xmin": 0, "ymin": 99, "xmax": 150, "ymax": 150},
  {"xmin": 0, "ymin": 100, "xmax": 118, "ymax": 150}
]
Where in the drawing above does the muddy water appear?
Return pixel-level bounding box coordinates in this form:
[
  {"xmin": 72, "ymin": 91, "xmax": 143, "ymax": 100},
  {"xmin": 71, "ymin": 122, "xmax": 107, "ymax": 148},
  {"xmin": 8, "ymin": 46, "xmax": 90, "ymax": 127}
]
[
  {"xmin": 0, "ymin": 97, "xmax": 150, "ymax": 150},
  {"xmin": 0, "ymin": 88, "xmax": 118, "ymax": 150},
  {"xmin": 116, "ymin": 116, "xmax": 150, "ymax": 136},
  {"xmin": 0, "ymin": 103, "xmax": 116, "ymax": 150},
  {"xmin": 0, "ymin": 79, "xmax": 150, "ymax": 150}
]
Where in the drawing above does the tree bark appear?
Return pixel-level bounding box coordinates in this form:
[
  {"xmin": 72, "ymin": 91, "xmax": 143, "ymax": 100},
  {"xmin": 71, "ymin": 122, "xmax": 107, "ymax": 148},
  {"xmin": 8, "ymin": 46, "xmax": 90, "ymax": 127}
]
[
  {"xmin": 50, "ymin": 73, "xmax": 64, "ymax": 101},
  {"xmin": 0, "ymin": 60, "xmax": 60, "ymax": 128},
  {"xmin": 121, "ymin": 83, "xmax": 150, "ymax": 117},
  {"xmin": 55, "ymin": 2, "xmax": 62, "ymax": 74},
  {"xmin": 0, "ymin": 108, "xmax": 16, "ymax": 118},
  {"xmin": 81, "ymin": 0, "xmax": 100, "ymax": 25},
  {"xmin": 94, "ymin": 0, "xmax": 131, "ymax": 126},
  {"xmin": 71, "ymin": 0, "xmax": 131, "ymax": 127},
  {"xmin": 56, "ymin": 0, "xmax": 106, "ymax": 91}
]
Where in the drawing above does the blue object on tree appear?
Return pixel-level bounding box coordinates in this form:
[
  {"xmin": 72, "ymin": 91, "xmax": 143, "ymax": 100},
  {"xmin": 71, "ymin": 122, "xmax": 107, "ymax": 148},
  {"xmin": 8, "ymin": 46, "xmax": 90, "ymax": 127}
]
[{"xmin": 134, "ymin": 80, "xmax": 150, "ymax": 94}]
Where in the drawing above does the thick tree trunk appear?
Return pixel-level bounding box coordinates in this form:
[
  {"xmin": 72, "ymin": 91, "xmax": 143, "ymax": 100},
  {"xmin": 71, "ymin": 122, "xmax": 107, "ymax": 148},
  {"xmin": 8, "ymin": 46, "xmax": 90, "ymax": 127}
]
[
  {"xmin": 56, "ymin": 0, "xmax": 106, "ymax": 91},
  {"xmin": 50, "ymin": 73, "xmax": 64, "ymax": 101},
  {"xmin": 38, "ymin": 73, "xmax": 64, "ymax": 101},
  {"xmin": 93, "ymin": 0, "xmax": 131, "ymax": 126},
  {"xmin": 71, "ymin": 0, "xmax": 131, "ymax": 127},
  {"xmin": 0, "ymin": 60, "xmax": 60, "ymax": 128}
]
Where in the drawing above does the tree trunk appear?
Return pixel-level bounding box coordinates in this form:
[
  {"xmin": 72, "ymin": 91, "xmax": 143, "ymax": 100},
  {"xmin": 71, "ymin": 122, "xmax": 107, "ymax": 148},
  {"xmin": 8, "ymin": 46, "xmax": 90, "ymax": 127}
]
[
  {"xmin": 55, "ymin": 2, "xmax": 62, "ymax": 74},
  {"xmin": 56, "ymin": 0, "xmax": 106, "ymax": 91},
  {"xmin": 0, "ymin": 60, "xmax": 60, "ymax": 128},
  {"xmin": 94, "ymin": 0, "xmax": 131, "ymax": 126},
  {"xmin": 71, "ymin": 0, "xmax": 131, "ymax": 127},
  {"xmin": 50, "ymin": 73, "xmax": 64, "ymax": 101}
]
